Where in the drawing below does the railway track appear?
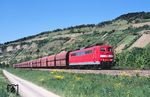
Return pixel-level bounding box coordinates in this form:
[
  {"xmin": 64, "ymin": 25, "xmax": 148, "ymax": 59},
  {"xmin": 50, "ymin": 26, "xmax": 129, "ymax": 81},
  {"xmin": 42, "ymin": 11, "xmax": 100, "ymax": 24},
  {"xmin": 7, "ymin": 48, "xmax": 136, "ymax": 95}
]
[{"xmin": 36, "ymin": 69, "xmax": 150, "ymax": 77}]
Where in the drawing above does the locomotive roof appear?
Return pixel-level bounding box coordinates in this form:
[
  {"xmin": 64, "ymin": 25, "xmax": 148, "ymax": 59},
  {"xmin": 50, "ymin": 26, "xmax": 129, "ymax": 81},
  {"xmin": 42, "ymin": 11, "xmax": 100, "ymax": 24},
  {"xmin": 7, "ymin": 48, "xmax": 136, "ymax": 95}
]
[{"xmin": 70, "ymin": 45, "xmax": 112, "ymax": 53}]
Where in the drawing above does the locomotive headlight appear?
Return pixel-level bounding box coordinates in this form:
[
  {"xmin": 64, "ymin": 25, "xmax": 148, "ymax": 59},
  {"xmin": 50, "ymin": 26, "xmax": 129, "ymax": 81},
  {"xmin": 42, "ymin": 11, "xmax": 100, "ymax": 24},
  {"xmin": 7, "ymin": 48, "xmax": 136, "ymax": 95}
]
[
  {"xmin": 108, "ymin": 55, "xmax": 113, "ymax": 58},
  {"xmin": 100, "ymin": 55, "xmax": 107, "ymax": 57},
  {"xmin": 100, "ymin": 55, "xmax": 113, "ymax": 58}
]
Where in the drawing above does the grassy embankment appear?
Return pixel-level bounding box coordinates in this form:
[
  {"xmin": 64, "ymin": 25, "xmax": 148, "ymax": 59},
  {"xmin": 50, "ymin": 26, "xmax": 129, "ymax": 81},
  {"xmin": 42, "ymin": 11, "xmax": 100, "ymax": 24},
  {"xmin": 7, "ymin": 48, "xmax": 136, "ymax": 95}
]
[
  {"xmin": 8, "ymin": 69, "xmax": 150, "ymax": 97},
  {"xmin": 0, "ymin": 69, "xmax": 8, "ymax": 97},
  {"xmin": 0, "ymin": 69, "xmax": 19, "ymax": 97}
]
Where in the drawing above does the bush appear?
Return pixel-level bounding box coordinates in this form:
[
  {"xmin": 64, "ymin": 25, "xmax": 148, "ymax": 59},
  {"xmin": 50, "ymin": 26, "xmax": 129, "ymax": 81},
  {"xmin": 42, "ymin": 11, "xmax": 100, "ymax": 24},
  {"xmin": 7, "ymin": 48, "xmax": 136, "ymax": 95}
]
[{"xmin": 116, "ymin": 47, "xmax": 150, "ymax": 69}]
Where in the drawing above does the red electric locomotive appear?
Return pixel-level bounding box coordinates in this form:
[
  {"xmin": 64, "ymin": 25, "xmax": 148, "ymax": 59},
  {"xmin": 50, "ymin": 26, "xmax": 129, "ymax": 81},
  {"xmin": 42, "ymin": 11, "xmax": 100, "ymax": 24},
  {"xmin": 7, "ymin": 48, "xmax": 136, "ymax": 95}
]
[{"xmin": 69, "ymin": 45, "xmax": 114, "ymax": 68}]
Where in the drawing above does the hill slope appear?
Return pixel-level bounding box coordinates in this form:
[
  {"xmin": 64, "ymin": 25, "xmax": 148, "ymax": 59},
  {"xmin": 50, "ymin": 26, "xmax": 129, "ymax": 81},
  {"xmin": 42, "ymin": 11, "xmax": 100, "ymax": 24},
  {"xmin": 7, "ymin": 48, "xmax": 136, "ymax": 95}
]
[
  {"xmin": 0, "ymin": 12, "xmax": 150, "ymax": 67},
  {"xmin": 129, "ymin": 30, "xmax": 150, "ymax": 49}
]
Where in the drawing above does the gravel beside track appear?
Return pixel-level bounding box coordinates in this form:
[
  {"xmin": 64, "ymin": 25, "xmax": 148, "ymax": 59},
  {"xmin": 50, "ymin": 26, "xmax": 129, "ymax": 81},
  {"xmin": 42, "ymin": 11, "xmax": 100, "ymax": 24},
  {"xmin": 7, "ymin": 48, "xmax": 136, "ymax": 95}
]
[{"xmin": 38, "ymin": 69, "xmax": 150, "ymax": 77}]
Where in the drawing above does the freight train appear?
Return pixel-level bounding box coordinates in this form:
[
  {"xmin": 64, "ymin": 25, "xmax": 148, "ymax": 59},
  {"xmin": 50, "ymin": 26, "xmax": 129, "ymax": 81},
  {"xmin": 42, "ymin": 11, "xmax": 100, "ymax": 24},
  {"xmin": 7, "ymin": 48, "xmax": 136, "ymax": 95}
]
[{"xmin": 13, "ymin": 45, "xmax": 115, "ymax": 69}]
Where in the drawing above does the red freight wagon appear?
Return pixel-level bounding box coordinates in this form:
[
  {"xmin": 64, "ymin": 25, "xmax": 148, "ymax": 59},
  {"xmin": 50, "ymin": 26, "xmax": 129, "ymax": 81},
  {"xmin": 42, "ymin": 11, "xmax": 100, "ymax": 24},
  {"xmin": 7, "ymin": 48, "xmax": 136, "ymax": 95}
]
[
  {"xmin": 25, "ymin": 62, "xmax": 28, "ymax": 68},
  {"xmin": 13, "ymin": 64, "xmax": 17, "ymax": 68},
  {"xmin": 55, "ymin": 51, "xmax": 69, "ymax": 67},
  {"xmin": 21, "ymin": 62, "xmax": 24, "ymax": 68},
  {"xmin": 32, "ymin": 60, "xmax": 37, "ymax": 68},
  {"xmin": 69, "ymin": 45, "xmax": 114, "ymax": 68},
  {"xmin": 47, "ymin": 55, "xmax": 55, "ymax": 67},
  {"xmin": 21, "ymin": 63, "xmax": 24, "ymax": 68},
  {"xmin": 16, "ymin": 64, "xmax": 19, "ymax": 68},
  {"xmin": 16, "ymin": 64, "xmax": 18, "ymax": 68},
  {"xmin": 41, "ymin": 57, "xmax": 48, "ymax": 67},
  {"xmin": 16, "ymin": 63, "xmax": 20, "ymax": 68},
  {"xmin": 36, "ymin": 58, "xmax": 41, "ymax": 67},
  {"xmin": 26, "ymin": 61, "xmax": 29, "ymax": 68},
  {"xmin": 18, "ymin": 63, "xmax": 21, "ymax": 68},
  {"xmin": 23, "ymin": 62, "xmax": 26, "ymax": 68},
  {"xmin": 28, "ymin": 61, "xmax": 33, "ymax": 68}
]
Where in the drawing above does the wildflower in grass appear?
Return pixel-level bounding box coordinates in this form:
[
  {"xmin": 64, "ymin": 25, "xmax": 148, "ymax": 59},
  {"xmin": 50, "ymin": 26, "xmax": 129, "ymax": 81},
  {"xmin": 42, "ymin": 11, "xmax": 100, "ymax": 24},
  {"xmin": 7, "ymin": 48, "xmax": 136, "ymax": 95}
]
[
  {"xmin": 50, "ymin": 71, "xmax": 54, "ymax": 74},
  {"xmin": 50, "ymin": 70, "xmax": 57, "ymax": 74},
  {"xmin": 39, "ymin": 78, "xmax": 45, "ymax": 84},
  {"xmin": 72, "ymin": 84, "xmax": 75, "ymax": 88},
  {"xmin": 53, "ymin": 70, "xmax": 57, "ymax": 72},
  {"xmin": 127, "ymin": 90, "xmax": 132, "ymax": 97},
  {"xmin": 114, "ymin": 82, "xmax": 123, "ymax": 89},
  {"xmin": 53, "ymin": 75, "xmax": 64, "ymax": 80},
  {"xmin": 75, "ymin": 76, "xmax": 81, "ymax": 81},
  {"xmin": 108, "ymin": 91, "xmax": 112, "ymax": 96},
  {"xmin": 120, "ymin": 71, "xmax": 130, "ymax": 77}
]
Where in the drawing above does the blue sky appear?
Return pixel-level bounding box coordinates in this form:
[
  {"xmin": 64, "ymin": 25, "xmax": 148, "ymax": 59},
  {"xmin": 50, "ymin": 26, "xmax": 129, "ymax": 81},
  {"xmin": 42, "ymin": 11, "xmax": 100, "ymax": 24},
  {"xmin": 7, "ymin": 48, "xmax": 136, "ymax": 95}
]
[{"xmin": 0, "ymin": 0, "xmax": 149, "ymax": 43}]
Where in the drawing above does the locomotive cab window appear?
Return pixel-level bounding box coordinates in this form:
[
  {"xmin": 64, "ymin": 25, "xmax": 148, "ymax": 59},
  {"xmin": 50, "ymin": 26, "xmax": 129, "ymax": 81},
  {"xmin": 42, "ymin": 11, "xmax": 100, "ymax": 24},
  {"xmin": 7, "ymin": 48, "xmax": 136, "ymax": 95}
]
[
  {"xmin": 85, "ymin": 50, "xmax": 92, "ymax": 54},
  {"xmin": 108, "ymin": 47, "xmax": 112, "ymax": 52},
  {"xmin": 100, "ymin": 48, "xmax": 105, "ymax": 51},
  {"xmin": 71, "ymin": 53, "xmax": 76, "ymax": 56},
  {"xmin": 76, "ymin": 51, "xmax": 85, "ymax": 56}
]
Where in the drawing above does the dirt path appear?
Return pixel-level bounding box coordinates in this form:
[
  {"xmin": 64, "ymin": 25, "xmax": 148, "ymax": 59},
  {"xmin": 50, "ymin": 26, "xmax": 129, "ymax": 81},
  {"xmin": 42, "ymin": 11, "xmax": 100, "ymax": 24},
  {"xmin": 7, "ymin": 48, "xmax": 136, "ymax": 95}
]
[{"xmin": 3, "ymin": 70, "xmax": 60, "ymax": 97}]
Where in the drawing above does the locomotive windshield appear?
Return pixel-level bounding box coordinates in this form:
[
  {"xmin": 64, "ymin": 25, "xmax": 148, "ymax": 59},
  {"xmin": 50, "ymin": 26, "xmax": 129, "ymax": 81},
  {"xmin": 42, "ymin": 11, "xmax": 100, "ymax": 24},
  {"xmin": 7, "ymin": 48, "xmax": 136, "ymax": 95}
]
[
  {"xmin": 100, "ymin": 48, "xmax": 105, "ymax": 51},
  {"xmin": 100, "ymin": 47, "xmax": 112, "ymax": 52},
  {"xmin": 108, "ymin": 47, "xmax": 112, "ymax": 52}
]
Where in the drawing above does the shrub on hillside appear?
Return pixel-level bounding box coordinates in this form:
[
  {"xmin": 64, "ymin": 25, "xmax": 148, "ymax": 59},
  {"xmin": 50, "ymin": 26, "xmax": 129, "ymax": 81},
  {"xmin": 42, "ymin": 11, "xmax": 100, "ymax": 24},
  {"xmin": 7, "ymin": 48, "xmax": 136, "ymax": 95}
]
[{"xmin": 116, "ymin": 47, "xmax": 150, "ymax": 69}]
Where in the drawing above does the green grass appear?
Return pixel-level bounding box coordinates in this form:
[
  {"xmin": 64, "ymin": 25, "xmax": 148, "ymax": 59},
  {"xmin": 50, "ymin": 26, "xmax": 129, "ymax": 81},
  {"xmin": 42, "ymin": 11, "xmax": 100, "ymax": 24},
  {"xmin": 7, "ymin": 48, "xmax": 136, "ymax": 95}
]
[
  {"xmin": 7, "ymin": 69, "xmax": 150, "ymax": 97},
  {"xmin": 146, "ymin": 43, "xmax": 150, "ymax": 48},
  {"xmin": 0, "ymin": 69, "xmax": 19, "ymax": 97},
  {"xmin": 0, "ymin": 69, "xmax": 9, "ymax": 97}
]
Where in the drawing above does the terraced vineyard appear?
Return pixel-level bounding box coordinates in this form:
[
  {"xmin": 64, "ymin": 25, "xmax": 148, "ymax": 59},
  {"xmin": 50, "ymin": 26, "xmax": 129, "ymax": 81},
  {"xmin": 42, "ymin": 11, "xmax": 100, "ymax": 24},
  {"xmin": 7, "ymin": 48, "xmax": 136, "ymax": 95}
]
[{"xmin": 115, "ymin": 35, "xmax": 137, "ymax": 53}]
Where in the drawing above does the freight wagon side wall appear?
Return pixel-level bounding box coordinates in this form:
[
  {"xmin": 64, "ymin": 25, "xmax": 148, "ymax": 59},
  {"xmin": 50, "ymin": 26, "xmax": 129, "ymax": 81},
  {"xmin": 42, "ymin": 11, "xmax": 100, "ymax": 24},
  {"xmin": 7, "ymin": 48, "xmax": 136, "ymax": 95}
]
[
  {"xmin": 41, "ymin": 57, "xmax": 47, "ymax": 67},
  {"xmin": 47, "ymin": 55, "xmax": 55, "ymax": 67},
  {"xmin": 55, "ymin": 51, "xmax": 69, "ymax": 67}
]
